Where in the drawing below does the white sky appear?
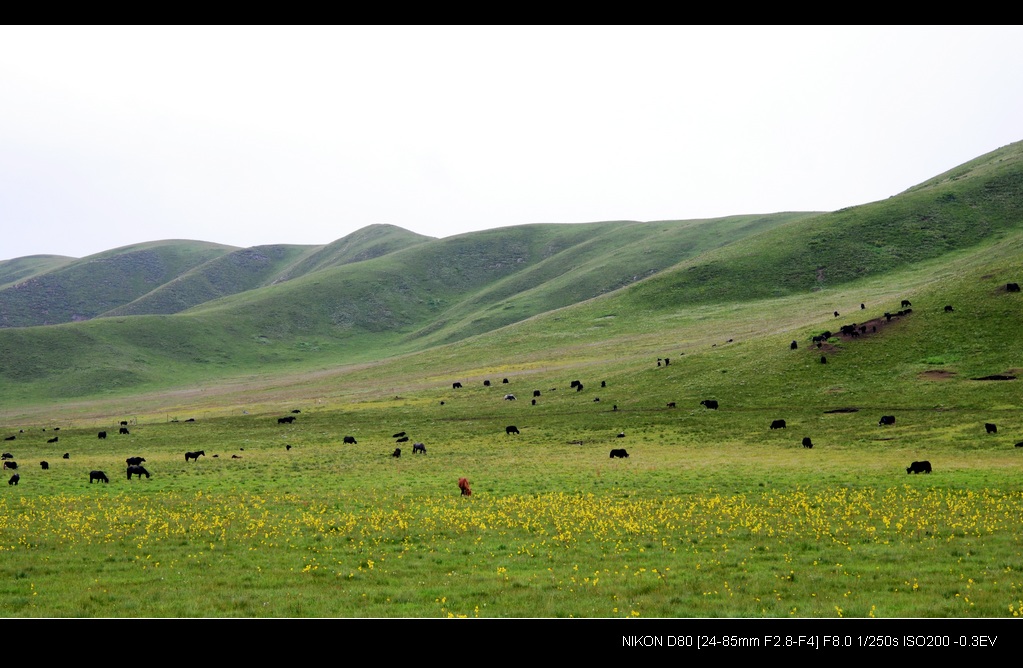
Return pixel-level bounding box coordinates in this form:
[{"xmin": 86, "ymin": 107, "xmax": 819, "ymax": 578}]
[{"xmin": 1, "ymin": 25, "xmax": 1021, "ymax": 262}]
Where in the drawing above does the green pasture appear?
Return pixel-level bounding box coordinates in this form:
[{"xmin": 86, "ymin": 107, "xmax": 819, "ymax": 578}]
[
  {"xmin": 1, "ymin": 141, "xmax": 1022, "ymax": 617},
  {"xmin": 0, "ymin": 405, "xmax": 1021, "ymax": 618},
  {"xmin": 2, "ymin": 238, "xmax": 1023, "ymax": 618}
]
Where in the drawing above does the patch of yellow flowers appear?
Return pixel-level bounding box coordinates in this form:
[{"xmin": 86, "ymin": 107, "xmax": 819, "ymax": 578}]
[{"xmin": 1, "ymin": 486, "xmax": 1021, "ymax": 552}]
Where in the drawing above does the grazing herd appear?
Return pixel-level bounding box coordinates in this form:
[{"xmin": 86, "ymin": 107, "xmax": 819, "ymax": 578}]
[
  {"xmin": 3, "ymin": 288, "xmax": 1020, "ymax": 494},
  {"xmin": 0, "ymin": 386, "xmax": 1011, "ymax": 493},
  {"xmin": 3, "ymin": 410, "xmax": 394, "ymax": 487},
  {"xmin": 436, "ymin": 294, "xmax": 1020, "ymax": 476},
  {"xmin": 3, "ymin": 389, "xmax": 998, "ymax": 493},
  {"xmin": 0, "ymin": 421, "xmax": 163, "ymax": 487},
  {"xmin": 787, "ymin": 294, "xmax": 1023, "ymax": 474}
]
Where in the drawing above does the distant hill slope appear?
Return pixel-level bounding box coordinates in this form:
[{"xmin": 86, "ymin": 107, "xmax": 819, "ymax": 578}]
[
  {"xmin": 0, "ymin": 241, "xmax": 237, "ymax": 327},
  {"xmin": 101, "ymin": 244, "xmax": 317, "ymax": 317},
  {"xmin": 622, "ymin": 140, "xmax": 1023, "ymax": 311},
  {"xmin": 102, "ymin": 225, "xmax": 432, "ymax": 317},
  {"xmin": 0, "ymin": 139, "xmax": 1020, "ymax": 404},
  {"xmin": 178, "ymin": 214, "xmax": 810, "ymax": 347},
  {"xmin": 397, "ymin": 213, "xmax": 813, "ymax": 346},
  {"xmin": 268, "ymin": 223, "xmax": 435, "ymax": 283},
  {"xmin": 0, "ymin": 255, "xmax": 75, "ymax": 290},
  {"xmin": 0, "ymin": 226, "xmax": 434, "ymax": 326}
]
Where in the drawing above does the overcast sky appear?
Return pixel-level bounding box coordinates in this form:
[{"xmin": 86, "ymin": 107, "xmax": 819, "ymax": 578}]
[{"xmin": 1, "ymin": 25, "xmax": 1021, "ymax": 262}]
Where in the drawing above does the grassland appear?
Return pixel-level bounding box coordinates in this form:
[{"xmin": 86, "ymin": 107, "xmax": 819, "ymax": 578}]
[
  {"xmin": 2, "ymin": 229, "xmax": 1023, "ymax": 619},
  {"xmin": 1, "ymin": 141, "xmax": 1022, "ymax": 621}
]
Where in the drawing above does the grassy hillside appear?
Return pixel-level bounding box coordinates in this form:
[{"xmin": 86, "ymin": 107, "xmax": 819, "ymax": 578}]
[
  {"xmin": 0, "ymin": 241, "xmax": 237, "ymax": 327},
  {"xmin": 0, "ymin": 140, "xmax": 1020, "ymax": 411},
  {"xmin": 0, "ymin": 226, "xmax": 434, "ymax": 326},
  {"xmin": 0, "ymin": 215, "xmax": 811, "ymax": 402},
  {"xmin": 102, "ymin": 244, "xmax": 316, "ymax": 317},
  {"xmin": 0, "ymin": 255, "xmax": 75, "ymax": 290},
  {"xmin": 620, "ymin": 142, "xmax": 1023, "ymax": 311},
  {"xmin": 268, "ymin": 223, "xmax": 435, "ymax": 282},
  {"xmin": 399, "ymin": 213, "xmax": 814, "ymax": 346},
  {"xmin": 170, "ymin": 214, "xmax": 814, "ymax": 349},
  {"xmin": 3, "ymin": 222, "xmax": 1021, "ymax": 427},
  {"xmin": 103, "ymin": 224, "xmax": 436, "ymax": 317}
]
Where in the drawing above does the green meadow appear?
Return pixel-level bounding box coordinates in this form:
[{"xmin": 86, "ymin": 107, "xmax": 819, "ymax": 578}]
[{"xmin": 1, "ymin": 141, "xmax": 1023, "ymax": 618}]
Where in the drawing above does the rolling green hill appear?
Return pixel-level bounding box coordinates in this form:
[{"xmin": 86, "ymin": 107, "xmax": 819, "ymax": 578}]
[
  {"xmin": 623, "ymin": 140, "xmax": 1023, "ymax": 310},
  {"xmin": 0, "ymin": 240, "xmax": 238, "ymax": 327},
  {"xmin": 0, "ymin": 139, "xmax": 1021, "ymax": 416},
  {"xmin": 102, "ymin": 224, "xmax": 437, "ymax": 317},
  {"xmin": 0, "ymin": 225, "xmax": 436, "ymax": 327},
  {"xmin": 267, "ymin": 223, "xmax": 435, "ymax": 281},
  {"xmin": 100, "ymin": 244, "xmax": 317, "ymax": 317},
  {"xmin": 0, "ymin": 255, "xmax": 75, "ymax": 290}
]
